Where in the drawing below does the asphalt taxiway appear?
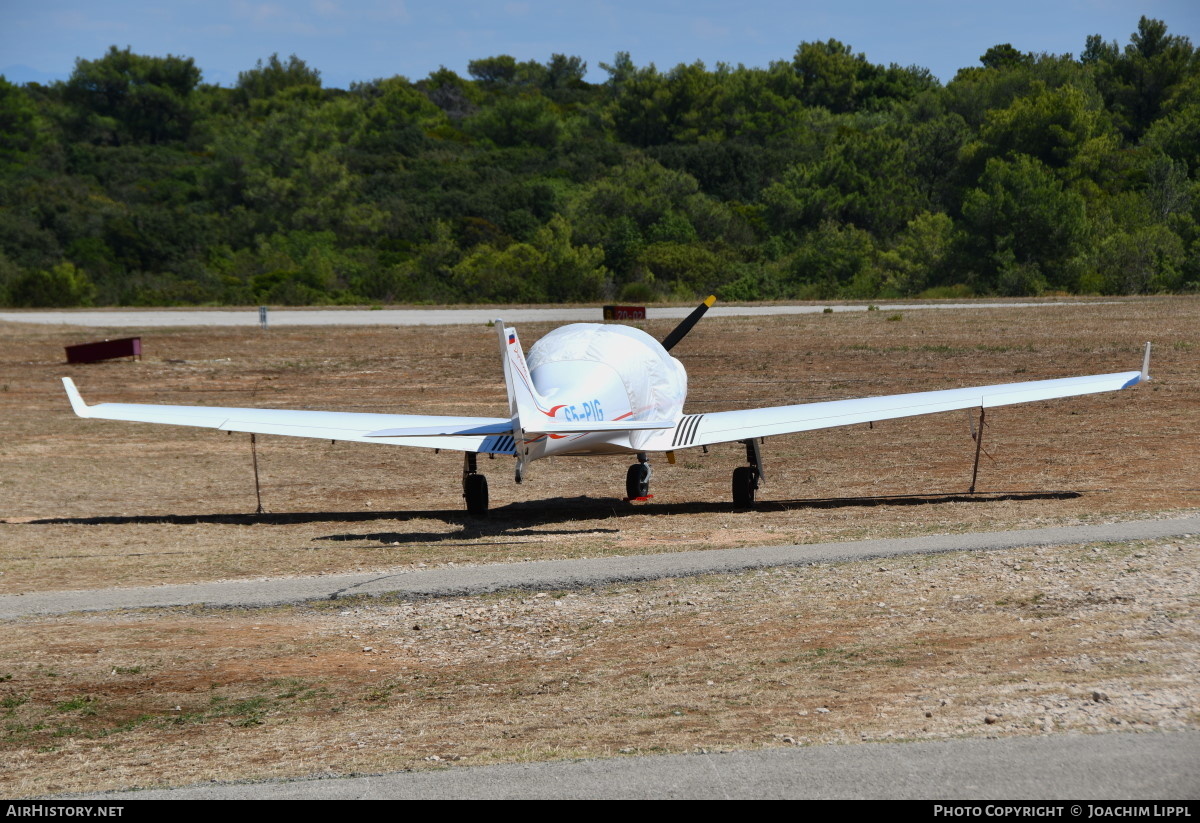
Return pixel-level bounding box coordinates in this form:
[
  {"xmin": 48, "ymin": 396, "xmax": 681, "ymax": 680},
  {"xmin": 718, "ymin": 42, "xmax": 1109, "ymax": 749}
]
[
  {"xmin": 59, "ymin": 731, "xmax": 1199, "ymax": 799},
  {"xmin": 0, "ymin": 301, "xmax": 1119, "ymax": 328},
  {"xmin": 4, "ymin": 515, "xmax": 1195, "ymax": 618}
]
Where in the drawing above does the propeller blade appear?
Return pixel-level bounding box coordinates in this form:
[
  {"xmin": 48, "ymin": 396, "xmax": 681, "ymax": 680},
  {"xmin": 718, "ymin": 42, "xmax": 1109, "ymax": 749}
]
[{"xmin": 661, "ymin": 295, "xmax": 716, "ymax": 352}]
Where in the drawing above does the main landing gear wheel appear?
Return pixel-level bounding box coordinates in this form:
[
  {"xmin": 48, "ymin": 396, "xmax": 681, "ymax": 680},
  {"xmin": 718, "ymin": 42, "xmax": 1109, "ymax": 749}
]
[
  {"xmin": 732, "ymin": 439, "xmax": 763, "ymax": 508},
  {"xmin": 626, "ymin": 461, "xmax": 651, "ymax": 499},
  {"xmin": 462, "ymin": 451, "xmax": 488, "ymax": 516},
  {"xmin": 732, "ymin": 465, "xmax": 757, "ymax": 507},
  {"xmin": 464, "ymin": 473, "xmax": 488, "ymax": 516}
]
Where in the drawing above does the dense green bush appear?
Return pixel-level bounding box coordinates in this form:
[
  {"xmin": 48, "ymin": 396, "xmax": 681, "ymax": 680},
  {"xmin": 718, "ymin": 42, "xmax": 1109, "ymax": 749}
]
[{"xmin": 1, "ymin": 17, "xmax": 1196, "ymax": 306}]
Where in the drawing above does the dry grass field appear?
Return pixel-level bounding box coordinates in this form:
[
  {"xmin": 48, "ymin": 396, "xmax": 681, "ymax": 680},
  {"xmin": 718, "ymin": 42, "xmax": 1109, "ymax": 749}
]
[{"xmin": 0, "ymin": 298, "xmax": 1197, "ymax": 796}]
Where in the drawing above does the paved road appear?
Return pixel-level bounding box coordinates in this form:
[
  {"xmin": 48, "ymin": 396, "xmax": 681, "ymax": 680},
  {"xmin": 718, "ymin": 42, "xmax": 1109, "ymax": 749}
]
[
  {"xmin": 3, "ymin": 516, "xmax": 1195, "ymax": 619},
  {"xmin": 0, "ymin": 301, "xmax": 1117, "ymax": 328},
  {"xmin": 62, "ymin": 731, "xmax": 1199, "ymax": 799}
]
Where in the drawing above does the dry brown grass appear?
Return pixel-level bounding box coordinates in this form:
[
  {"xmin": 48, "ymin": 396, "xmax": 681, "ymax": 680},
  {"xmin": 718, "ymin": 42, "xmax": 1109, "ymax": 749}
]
[{"xmin": 0, "ymin": 298, "xmax": 1197, "ymax": 796}]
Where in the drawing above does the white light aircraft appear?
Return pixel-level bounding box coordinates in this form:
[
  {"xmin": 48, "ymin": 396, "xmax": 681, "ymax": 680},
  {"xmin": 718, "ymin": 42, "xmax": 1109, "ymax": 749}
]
[{"xmin": 62, "ymin": 298, "xmax": 1151, "ymax": 514}]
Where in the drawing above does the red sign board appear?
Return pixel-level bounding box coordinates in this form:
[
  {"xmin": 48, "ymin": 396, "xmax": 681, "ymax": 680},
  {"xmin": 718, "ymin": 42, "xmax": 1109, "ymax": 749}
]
[
  {"xmin": 65, "ymin": 337, "xmax": 142, "ymax": 364},
  {"xmin": 602, "ymin": 305, "xmax": 646, "ymax": 321}
]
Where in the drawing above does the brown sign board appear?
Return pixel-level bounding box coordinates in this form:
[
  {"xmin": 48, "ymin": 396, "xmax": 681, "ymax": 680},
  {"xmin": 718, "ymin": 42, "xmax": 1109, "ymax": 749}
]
[
  {"xmin": 602, "ymin": 305, "xmax": 646, "ymax": 321},
  {"xmin": 65, "ymin": 337, "xmax": 142, "ymax": 364}
]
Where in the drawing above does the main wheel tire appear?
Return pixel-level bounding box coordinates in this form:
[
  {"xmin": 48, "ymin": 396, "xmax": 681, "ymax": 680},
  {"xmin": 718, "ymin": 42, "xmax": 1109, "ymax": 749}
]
[
  {"xmin": 732, "ymin": 466, "xmax": 757, "ymax": 507},
  {"xmin": 625, "ymin": 463, "xmax": 651, "ymax": 499},
  {"xmin": 464, "ymin": 473, "xmax": 489, "ymax": 516}
]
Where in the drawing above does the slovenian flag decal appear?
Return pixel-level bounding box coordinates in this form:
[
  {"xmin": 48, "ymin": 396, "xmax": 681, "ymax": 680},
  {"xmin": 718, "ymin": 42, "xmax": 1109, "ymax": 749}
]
[{"xmin": 508, "ymin": 333, "xmax": 516, "ymax": 344}]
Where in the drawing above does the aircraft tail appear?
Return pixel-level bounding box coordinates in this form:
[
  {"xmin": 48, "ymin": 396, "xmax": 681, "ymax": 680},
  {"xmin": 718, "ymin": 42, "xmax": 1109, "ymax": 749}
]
[
  {"xmin": 495, "ymin": 320, "xmax": 548, "ymax": 430},
  {"xmin": 495, "ymin": 320, "xmax": 546, "ymax": 480}
]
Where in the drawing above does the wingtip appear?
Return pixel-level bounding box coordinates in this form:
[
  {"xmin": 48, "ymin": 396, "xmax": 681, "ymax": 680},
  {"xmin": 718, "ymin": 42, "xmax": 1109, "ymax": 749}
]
[
  {"xmin": 62, "ymin": 377, "xmax": 91, "ymax": 417},
  {"xmin": 1141, "ymin": 341, "xmax": 1152, "ymax": 382}
]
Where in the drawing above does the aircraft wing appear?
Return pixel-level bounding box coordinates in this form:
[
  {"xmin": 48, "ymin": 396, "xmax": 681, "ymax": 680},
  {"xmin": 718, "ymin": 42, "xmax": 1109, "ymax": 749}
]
[
  {"xmin": 61, "ymin": 378, "xmax": 519, "ymax": 455},
  {"xmin": 654, "ymin": 362, "xmax": 1148, "ymax": 451}
]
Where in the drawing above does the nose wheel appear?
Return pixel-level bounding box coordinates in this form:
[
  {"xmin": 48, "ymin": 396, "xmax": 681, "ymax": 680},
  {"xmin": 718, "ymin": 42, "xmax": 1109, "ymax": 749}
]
[{"xmin": 625, "ymin": 453, "xmax": 652, "ymax": 500}]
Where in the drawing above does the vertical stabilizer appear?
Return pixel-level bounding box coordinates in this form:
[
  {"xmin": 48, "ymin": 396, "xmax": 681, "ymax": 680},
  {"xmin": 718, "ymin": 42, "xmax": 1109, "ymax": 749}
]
[
  {"xmin": 496, "ymin": 320, "xmax": 519, "ymax": 422},
  {"xmin": 495, "ymin": 320, "xmax": 550, "ymax": 480},
  {"xmin": 495, "ymin": 321, "xmax": 550, "ymax": 423}
]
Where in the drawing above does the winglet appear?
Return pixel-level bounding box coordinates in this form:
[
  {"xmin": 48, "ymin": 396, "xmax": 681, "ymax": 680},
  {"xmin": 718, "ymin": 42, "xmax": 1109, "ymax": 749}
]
[
  {"xmin": 62, "ymin": 377, "xmax": 92, "ymax": 418},
  {"xmin": 1141, "ymin": 342, "xmax": 1151, "ymax": 382}
]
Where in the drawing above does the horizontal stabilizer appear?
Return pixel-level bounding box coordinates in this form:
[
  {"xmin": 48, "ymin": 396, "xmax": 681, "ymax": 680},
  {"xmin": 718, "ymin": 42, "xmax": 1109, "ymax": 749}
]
[
  {"xmin": 365, "ymin": 423, "xmax": 516, "ymax": 437},
  {"xmin": 522, "ymin": 419, "xmax": 677, "ymax": 435}
]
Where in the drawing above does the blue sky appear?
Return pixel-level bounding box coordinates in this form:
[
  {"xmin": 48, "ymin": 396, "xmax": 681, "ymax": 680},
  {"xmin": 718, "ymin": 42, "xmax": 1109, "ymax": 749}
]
[{"xmin": 2, "ymin": 0, "xmax": 1197, "ymax": 89}]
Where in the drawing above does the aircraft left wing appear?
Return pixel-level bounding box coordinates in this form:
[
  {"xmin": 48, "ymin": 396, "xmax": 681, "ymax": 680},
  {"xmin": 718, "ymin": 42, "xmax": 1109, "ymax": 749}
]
[
  {"xmin": 62, "ymin": 378, "xmax": 519, "ymax": 455},
  {"xmin": 648, "ymin": 346, "xmax": 1149, "ymax": 451}
]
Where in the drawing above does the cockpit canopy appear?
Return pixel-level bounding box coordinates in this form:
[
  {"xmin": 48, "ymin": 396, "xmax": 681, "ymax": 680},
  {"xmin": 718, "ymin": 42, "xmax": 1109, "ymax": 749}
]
[{"xmin": 527, "ymin": 323, "xmax": 687, "ymax": 431}]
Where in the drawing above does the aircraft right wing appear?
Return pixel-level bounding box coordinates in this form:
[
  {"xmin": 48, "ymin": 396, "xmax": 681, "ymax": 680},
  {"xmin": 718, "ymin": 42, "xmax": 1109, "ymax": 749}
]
[
  {"xmin": 62, "ymin": 378, "xmax": 519, "ymax": 455},
  {"xmin": 649, "ymin": 345, "xmax": 1150, "ymax": 451}
]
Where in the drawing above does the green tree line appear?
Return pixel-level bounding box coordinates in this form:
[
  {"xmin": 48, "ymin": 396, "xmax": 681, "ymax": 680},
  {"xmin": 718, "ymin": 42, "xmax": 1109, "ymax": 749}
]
[{"xmin": 0, "ymin": 17, "xmax": 1196, "ymax": 307}]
